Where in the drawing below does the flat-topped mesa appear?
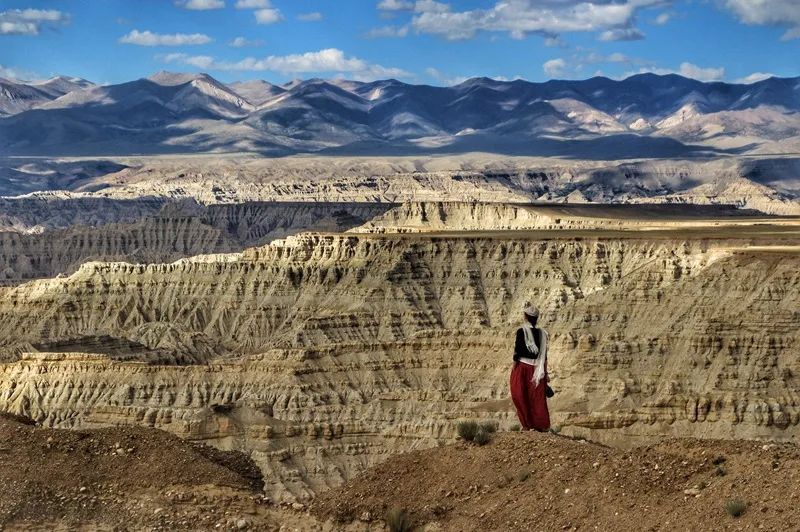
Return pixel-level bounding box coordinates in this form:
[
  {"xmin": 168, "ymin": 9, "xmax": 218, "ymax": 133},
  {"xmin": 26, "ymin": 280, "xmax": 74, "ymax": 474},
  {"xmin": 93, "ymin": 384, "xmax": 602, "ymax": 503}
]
[
  {"xmin": 347, "ymin": 201, "xmax": 793, "ymax": 234},
  {"xmin": 1, "ymin": 200, "xmax": 796, "ymax": 285}
]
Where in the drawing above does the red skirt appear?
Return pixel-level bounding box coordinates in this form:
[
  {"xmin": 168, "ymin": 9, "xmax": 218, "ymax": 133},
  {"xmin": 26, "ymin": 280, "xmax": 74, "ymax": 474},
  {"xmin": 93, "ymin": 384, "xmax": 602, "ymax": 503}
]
[{"xmin": 510, "ymin": 362, "xmax": 551, "ymax": 431}]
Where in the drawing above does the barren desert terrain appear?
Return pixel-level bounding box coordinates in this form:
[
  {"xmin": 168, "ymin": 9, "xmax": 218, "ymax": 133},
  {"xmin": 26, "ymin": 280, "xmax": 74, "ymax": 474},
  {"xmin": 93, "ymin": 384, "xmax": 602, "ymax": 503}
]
[{"xmin": 0, "ymin": 154, "xmax": 797, "ymax": 529}]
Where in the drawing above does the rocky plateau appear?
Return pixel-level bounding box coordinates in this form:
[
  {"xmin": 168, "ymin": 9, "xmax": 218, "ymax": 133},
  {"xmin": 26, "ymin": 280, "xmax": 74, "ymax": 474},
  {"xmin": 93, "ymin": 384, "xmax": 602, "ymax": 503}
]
[{"xmin": 0, "ymin": 148, "xmax": 797, "ymax": 531}]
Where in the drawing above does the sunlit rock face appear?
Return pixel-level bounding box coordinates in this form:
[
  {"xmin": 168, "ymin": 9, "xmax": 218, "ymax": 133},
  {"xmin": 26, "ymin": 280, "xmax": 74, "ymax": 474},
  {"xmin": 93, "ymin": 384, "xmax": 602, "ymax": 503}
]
[{"xmin": 0, "ymin": 213, "xmax": 797, "ymax": 501}]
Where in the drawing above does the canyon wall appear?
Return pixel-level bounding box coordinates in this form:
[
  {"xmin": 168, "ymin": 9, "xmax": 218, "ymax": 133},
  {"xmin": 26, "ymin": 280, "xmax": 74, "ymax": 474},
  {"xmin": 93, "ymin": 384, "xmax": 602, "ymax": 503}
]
[
  {"xmin": 0, "ymin": 201, "xmax": 393, "ymax": 283},
  {"xmin": 0, "ymin": 227, "xmax": 797, "ymax": 501}
]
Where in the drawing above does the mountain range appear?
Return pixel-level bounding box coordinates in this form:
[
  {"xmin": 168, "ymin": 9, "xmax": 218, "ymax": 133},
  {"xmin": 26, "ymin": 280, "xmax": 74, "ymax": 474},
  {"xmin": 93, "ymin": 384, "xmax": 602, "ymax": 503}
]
[{"xmin": 1, "ymin": 72, "xmax": 798, "ymax": 157}]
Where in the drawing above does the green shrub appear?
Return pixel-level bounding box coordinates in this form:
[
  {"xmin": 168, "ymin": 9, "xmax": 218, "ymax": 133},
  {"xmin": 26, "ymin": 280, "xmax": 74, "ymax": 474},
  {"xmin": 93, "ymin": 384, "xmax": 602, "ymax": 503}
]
[
  {"xmin": 474, "ymin": 430, "xmax": 491, "ymax": 446},
  {"xmin": 457, "ymin": 421, "xmax": 479, "ymax": 442},
  {"xmin": 725, "ymin": 498, "xmax": 747, "ymax": 518},
  {"xmin": 480, "ymin": 421, "xmax": 498, "ymax": 434},
  {"xmin": 386, "ymin": 507, "xmax": 413, "ymax": 532},
  {"xmin": 714, "ymin": 465, "xmax": 727, "ymax": 477},
  {"xmin": 509, "ymin": 423, "xmax": 521, "ymax": 432},
  {"xmin": 712, "ymin": 455, "xmax": 727, "ymax": 466}
]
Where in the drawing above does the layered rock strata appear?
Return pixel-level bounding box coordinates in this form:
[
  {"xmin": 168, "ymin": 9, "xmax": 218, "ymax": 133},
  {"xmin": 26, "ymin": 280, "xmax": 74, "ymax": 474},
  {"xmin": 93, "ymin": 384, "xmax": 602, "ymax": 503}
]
[
  {"xmin": 0, "ymin": 227, "xmax": 797, "ymax": 500},
  {"xmin": 0, "ymin": 202, "xmax": 393, "ymax": 283}
]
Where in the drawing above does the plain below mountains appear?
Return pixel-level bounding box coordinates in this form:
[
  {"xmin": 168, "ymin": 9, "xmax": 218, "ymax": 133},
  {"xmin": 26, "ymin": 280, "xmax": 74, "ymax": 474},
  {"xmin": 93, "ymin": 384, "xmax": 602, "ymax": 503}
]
[{"xmin": 0, "ymin": 71, "xmax": 799, "ymax": 157}]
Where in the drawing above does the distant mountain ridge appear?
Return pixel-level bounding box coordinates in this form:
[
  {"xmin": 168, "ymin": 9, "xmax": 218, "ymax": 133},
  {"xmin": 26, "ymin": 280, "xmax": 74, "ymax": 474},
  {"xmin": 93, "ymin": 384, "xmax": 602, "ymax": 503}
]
[
  {"xmin": 0, "ymin": 72, "xmax": 798, "ymax": 157},
  {"xmin": 0, "ymin": 76, "xmax": 94, "ymax": 116}
]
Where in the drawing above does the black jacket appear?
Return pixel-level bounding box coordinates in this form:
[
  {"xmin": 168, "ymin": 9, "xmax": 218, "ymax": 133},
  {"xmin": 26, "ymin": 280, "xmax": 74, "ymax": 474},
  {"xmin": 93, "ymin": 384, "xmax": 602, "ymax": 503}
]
[{"xmin": 514, "ymin": 327, "xmax": 542, "ymax": 362}]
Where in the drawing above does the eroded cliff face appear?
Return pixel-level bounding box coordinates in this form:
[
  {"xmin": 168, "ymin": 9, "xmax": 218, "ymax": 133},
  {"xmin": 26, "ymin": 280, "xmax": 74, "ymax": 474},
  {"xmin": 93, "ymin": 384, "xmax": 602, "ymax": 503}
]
[
  {"xmin": 0, "ymin": 201, "xmax": 393, "ymax": 283},
  {"xmin": 0, "ymin": 229, "xmax": 798, "ymax": 501},
  {"xmin": 67, "ymin": 155, "xmax": 800, "ymax": 215}
]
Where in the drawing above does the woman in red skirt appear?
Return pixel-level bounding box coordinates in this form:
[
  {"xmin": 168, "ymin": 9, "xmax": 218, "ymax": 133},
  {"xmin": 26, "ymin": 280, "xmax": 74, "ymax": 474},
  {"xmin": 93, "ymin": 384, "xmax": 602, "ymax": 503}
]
[{"xmin": 510, "ymin": 303, "xmax": 551, "ymax": 431}]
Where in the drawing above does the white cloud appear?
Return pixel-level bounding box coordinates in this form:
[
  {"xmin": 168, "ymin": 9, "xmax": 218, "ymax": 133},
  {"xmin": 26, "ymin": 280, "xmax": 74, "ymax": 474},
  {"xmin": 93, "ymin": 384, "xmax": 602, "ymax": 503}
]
[
  {"xmin": 424, "ymin": 67, "xmax": 520, "ymax": 85},
  {"xmin": 544, "ymin": 36, "xmax": 567, "ymax": 47},
  {"xmin": 425, "ymin": 67, "xmax": 469, "ymax": 86},
  {"xmin": 543, "ymin": 58, "xmax": 568, "ymax": 78},
  {"xmin": 735, "ymin": 72, "xmax": 775, "ymax": 84},
  {"xmin": 627, "ymin": 62, "xmax": 726, "ymax": 82},
  {"xmin": 654, "ymin": 12, "xmax": 671, "ymax": 25},
  {"xmin": 160, "ymin": 48, "xmax": 413, "ymax": 80},
  {"xmin": 229, "ymin": 36, "xmax": 265, "ymax": 47},
  {"xmin": 678, "ymin": 62, "xmax": 725, "ymax": 82},
  {"xmin": 298, "ymin": 12, "xmax": 323, "ymax": 22},
  {"xmin": 158, "ymin": 53, "xmax": 215, "ymax": 69},
  {"xmin": 541, "ymin": 51, "xmax": 652, "ymax": 79},
  {"xmin": 0, "ymin": 9, "xmax": 70, "ymax": 35},
  {"xmin": 599, "ymin": 27, "xmax": 645, "ymax": 41},
  {"xmin": 414, "ymin": 0, "xmax": 449, "ymax": 13},
  {"xmin": 378, "ymin": 0, "xmax": 414, "ymax": 10},
  {"xmin": 176, "ymin": 0, "xmax": 225, "ymax": 10},
  {"xmin": 119, "ymin": 30, "xmax": 212, "ymax": 46},
  {"xmin": 720, "ymin": 0, "xmax": 800, "ymax": 41},
  {"xmin": 365, "ymin": 25, "xmax": 410, "ymax": 38},
  {"xmin": 0, "ymin": 64, "xmax": 41, "ymax": 82},
  {"xmin": 404, "ymin": 0, "xmax": 660, "ymax": 41},
  {"xmin": 783, "ymin": 27, "xmax": 800, "ymax": 40},
  {"xmin": 235, "ymin": 0, "xmax": 270, "ymax": 8},
  {"xmin": 254, "ymin": 8, "xmax": 283, "ymax": 24}
]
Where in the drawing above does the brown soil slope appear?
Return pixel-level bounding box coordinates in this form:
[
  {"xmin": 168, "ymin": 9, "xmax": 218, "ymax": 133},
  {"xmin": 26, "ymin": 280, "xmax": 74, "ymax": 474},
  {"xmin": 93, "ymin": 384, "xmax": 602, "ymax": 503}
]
[
  {"xmin": 0, "ymin": 413, "xmax": 302, "ymax": 531},
  {"xmin": 313, "ymin": 431, "xmax": 800, "ymax": 531}
]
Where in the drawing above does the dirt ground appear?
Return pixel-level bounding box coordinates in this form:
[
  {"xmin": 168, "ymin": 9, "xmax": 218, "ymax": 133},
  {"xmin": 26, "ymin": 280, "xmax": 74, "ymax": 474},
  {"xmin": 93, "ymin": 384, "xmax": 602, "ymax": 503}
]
[
  {"xmin": 0, "ymin": 413, "xmax": 327, "ymax": 531},
  {"xmin": 313, "ymin": 431, "xmax": 800, "ymax": 531},
  {"xmin": 4, "ymin": 411, "xmax": 799, "ymax": 531}
]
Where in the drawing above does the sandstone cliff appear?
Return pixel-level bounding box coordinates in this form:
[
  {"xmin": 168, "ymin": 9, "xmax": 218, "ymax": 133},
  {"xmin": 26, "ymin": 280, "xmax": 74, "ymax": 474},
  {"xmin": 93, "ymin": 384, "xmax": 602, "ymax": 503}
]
[
  {"xmin": 0, "ymin": 201, "xmax": 393, "ymax": 283},
  {"xmin": 0, "ymin": 225, "xmax": 797, "ymax": 501}
]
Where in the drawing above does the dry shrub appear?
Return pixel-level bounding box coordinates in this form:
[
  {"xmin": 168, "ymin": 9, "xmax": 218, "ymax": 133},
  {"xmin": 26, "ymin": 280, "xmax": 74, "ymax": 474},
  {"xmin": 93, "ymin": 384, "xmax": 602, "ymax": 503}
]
[
  {"xmin": 386, "ymin": 507, "xmax": 413, "ymax": 532},
  {"xmin": 474, "ymin": 430, "xmax": 491, "ymax": 446},
  {"xmin": 457, "ymin": 421, "xmax": 479, "ymax": 442},
  {"xmin": 725, "ymin": 498, "xmax": 747, "ymax": 518}
]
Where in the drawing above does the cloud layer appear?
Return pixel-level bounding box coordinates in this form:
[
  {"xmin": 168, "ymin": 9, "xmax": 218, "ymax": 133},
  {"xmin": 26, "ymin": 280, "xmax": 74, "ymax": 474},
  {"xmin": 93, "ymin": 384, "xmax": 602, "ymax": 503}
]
[
  {"xmin": 160, "ymin": 48, "xmax": 412, "ymax": 80},
  {"xmin": 120, "ymin": 30, "xmax": 212, "ymax": 46},
  {"xmin": 0, "ymin": 9, "xmax": 70, "ymax": 35},
  {"xmin": 721, "ymin": 0, "xmax": 800, "ymax": 41},
  {"xmin": 374, "ymin": 0, "xmax": 661, "ymax": 41},
  {"xmin": 176, "ymin": 0, "xmax": 225, "ymax": 10}
]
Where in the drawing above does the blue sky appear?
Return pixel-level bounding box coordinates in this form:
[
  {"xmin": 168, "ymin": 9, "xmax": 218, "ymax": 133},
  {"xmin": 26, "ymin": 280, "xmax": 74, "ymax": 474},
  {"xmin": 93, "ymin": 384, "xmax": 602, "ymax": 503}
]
[{"xmin": 1, "ymin": 0, "xmax": 799, "ymax": 85}]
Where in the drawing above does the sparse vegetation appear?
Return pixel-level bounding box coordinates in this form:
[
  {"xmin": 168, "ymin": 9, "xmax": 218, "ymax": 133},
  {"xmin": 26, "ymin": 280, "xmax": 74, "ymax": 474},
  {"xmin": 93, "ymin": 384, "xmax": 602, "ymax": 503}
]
[
  {"xmin": 712, "ymin": 455, "xmax": 727, "ymax": 465},
  {"xmin": 480, "ymin": 421, "xmax": 498, "ymax": 434},
  {"xmin": 456, "ymin": 421, "xmax": 479, "ymax": 442},
  {"xmin": 725, "ymin": 498, "xmax": 747, "ymax": 518},
  {"xmin": 714, "ymin": 465, "xmax": 727, "ymax": 476},
  {"xmin": 474, "ymin": 430, "xmax": 491, "ymax": 446},
  {"xmin": 509, "ymin": 423, "xmax": 521, "ymax": 432},
  {"xmin": 457, "ymin": 420, "xmax": 494, "ymax": 445},
  {"xmin": 517, "ymin": 469, "xmax": 530, "ymax": 482},
  {"xmin": 386, "ymin": 507, "xmax": 413, "ymax": 532},
  {"xmin": 550, "ymin": 425, "xmax": 562, "ymax": 434}
]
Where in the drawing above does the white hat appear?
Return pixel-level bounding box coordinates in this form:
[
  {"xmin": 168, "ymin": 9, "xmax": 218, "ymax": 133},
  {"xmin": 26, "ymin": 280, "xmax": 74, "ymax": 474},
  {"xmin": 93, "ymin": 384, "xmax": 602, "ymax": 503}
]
[{"xmin": 523, "ymin": 303, "xmax": 539, "ymax": 318}]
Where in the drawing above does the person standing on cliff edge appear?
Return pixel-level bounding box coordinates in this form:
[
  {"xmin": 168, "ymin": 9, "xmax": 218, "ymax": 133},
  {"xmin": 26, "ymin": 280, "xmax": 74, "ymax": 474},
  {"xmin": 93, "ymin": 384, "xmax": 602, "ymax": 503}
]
[{"xmin": 510, "ymin": 303, "xmax": 552, "ymax": 431}]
